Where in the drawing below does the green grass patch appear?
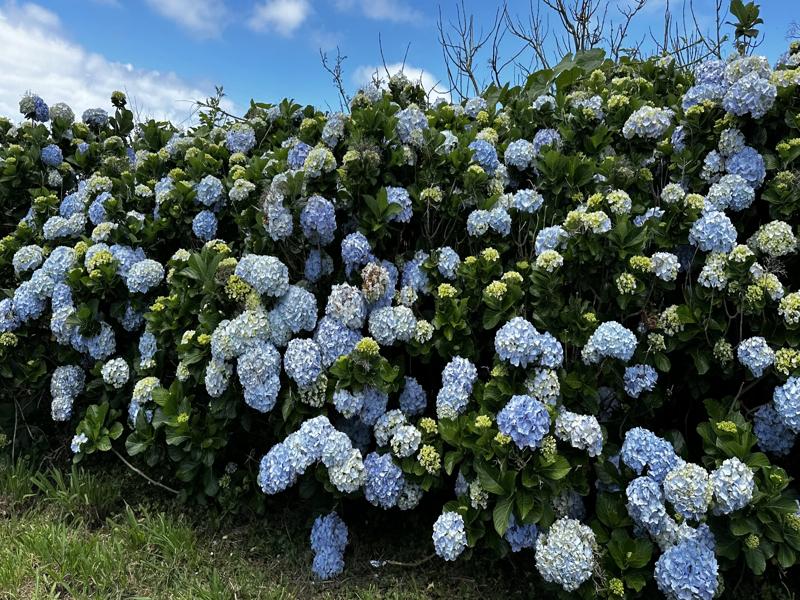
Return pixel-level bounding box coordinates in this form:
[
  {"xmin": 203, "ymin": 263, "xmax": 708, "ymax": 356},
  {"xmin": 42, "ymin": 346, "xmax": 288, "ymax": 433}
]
[{"xmin": 0, "ymin": 457, "xmax": 540, "ymax": 599}]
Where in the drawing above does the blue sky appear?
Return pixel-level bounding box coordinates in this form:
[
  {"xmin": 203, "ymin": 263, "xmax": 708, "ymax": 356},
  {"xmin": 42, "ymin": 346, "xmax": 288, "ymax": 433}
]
[{"xmin": 0, "ymin": 0, "xmax": 797, "ymax": 121}]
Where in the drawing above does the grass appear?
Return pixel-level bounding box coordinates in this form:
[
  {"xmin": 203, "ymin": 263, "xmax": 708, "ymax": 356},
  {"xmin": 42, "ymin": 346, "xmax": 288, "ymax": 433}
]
[{"xmin": 0, "ymin": 456, "xmax": 540, "ymax": 599}]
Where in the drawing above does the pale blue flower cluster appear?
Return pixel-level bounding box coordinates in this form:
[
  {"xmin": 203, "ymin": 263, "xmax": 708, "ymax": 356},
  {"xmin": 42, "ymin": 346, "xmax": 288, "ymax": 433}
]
[
  {"xmin": 705, "ymin": 174, "xmax": 755, "ymax": 212},
  {"xmin": 300, "ymin": 195, "xmax": 337, "ymax": 245},
  {"xmin": 497, "ymin": 394, "xmax": 550, "ymax": 449},
  {"xmin": 753, "ymin": 403, "xmax": 796, "ymax": 455},
  {"xmin": 663, "ymin": 462, "xmax": 711, "ymax": 521},
  {"xmin": 512, "ymin": 189, "xmax": 544, "ymax": 214},
  {"xmin": 773, "ymin": 376, "xmax": 800, "ymax": 432},
  {"xmin": 436, "ymin": 246, "xmax": 460, "ymax": 279},
  {"xmin": 386, "ymin": 186, "xmax": 413, "ymax": 223},
  {"xmin": 435, "ymin": 356, "xmax": 478, "ymax": 419},
  {"xmin": 399, "ymin": 376, "xmax": 427, "ymax": 417},
  {"xmin": 368, "ymin": 305, "xmax": 416, "ymax": 346},
  {"xmin": 621, "ymin": 427, "xmax": 683, "ymax": 483},
  {"xmin": 623, "ymin": 364, "xmax": 658, "ymax": 398},
  {"xmin": 626, "ymin": 476, "xmax": 669, "ymax": 535},
  {"xmin": 654, "ymin": 538, "xmax": 718, "ymax": 600},
  {"xmin": 101, "ymin": 357, "xmax": 129, "ymax": 389},
  {"xmin": 41, "ymin": 144, "xmax": 63, "ymax": 167},
  {"xmin": 237, "ymin": 340, "xmax": 282, "ymax": 412},
  {"xmin": 464, "ymin": 96, "xmax": 487, "ymax": 118},
  {"xmin": 126, "ymin": 259, "xmax": 164, "ymax": 294},
  {"xmin": 283, "ymin": 338, "xmax": 323, "ymax": 387},
  {"xmin": 504, "ymin": 139, "xmax": 536, "ymax": 170},
  {"xmin": 582, "ymin": 321, "xmax": 637, "ymax": 364},
  {"xmin": 534, "ymin": 517, "xmax": 596, "ymax": 592},
  {"xmin": 432, "ymin": 511, "xmax": 467, "ymax": 561},
  {"xmin": 310, "ymin": 512, "xmax": 348, "ymax": 580},
  {"xmin": 554, "ymin": 409, "xmax": 603, "ymax": 456},
  {"xmin": 395, "ymin": 104, "xmax": 428, "ymax": 145},
  {"xmin": 12, "ymin": 245, "xmax": 43, "ymax": 275},
  {"xmin": 737, "ymin": 336, "xmax": 774, "ymax": 377},
  {"xmin": 192, "ymin": 210, "xmax": 217, "ymax": 241},
  {"xmin": 50, "ymin": 365, "xmax": 85, "ymax": 421},
  {"xmin": 288, "ymin": 141, "xmax": 311, "ymax": 169},
  {"xmin": 689, "ymin": 210, "xmax": 737, "ymax": 253},
  {"xmin": 468, "ymin": 139, "xmax": 500, "ymax": 174},
  {"xmin": 495, "ymin": 316, "xmax": 563, "ymax": 368},
  {"xmin": 710, "ymin": 457, "xmax": 754, "ymax": 515},
  {"xmin": 225, "ymin": 123, "xmax": 256, "ymax": 154},
  {"xmin": 532, "ymin": 128, "xmax": 561, "ymax": 155},
  {"xmin": 341, "ymin": 232, "xmax": 372, "ymax": 274},
  {"xmin": 363, "ymin": 451, "xmax": 404, "ymax": 508},
  {"xmin": 82, "ymin": 108, "xmax": 108, "ymax": 128},
  {"xmin": 235, "ymin": 254, "xmax": 289, "ymax": 297},
  {"xmin": 195, "ymin": 175, "xmax": 224, "ymax": 208},
  {"xmin": 535, "ymin": 225, "xmax": 569, "ymax": 255},
  {"xmin": 622, "ymin": 106, "xmax": 674, "ymax": 139},
  {"xmin": 504, "ymin": 514, "xmax": 537, "ymax": 552},
  {"xmin": 314, "ymin": 316, "xmax": 359, "ymax": 367}
]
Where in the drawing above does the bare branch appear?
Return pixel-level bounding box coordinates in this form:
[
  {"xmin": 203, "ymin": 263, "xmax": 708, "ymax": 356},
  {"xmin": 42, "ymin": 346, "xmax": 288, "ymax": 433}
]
[{"xmin": 320, "ymin": 47, "xmax": 351, "ymax": 113}]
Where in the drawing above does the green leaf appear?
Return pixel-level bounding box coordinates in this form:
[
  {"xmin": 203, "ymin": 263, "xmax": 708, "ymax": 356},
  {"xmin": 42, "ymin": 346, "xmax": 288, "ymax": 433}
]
[
  {"xmin": 539, "ymin": 455, "xmax": 571, "ymax": 481},
  {"xmin": 493, "ymin": 494, "xmax": 515, "ymax": 536},
  {"xmin": 474, "ymin": 460, "xmax": 506, "ymax": 495}
]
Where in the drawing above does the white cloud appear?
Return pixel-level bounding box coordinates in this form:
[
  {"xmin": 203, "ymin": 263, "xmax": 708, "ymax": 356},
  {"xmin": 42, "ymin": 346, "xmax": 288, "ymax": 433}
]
[
  {"xmin": 144, "ymin": 0, "xmax": 228, "ymax": 38},
  {"xmin": 335, "ymin": 0, "xmax": 423, "ymax": 23},
  {"xmin": 0, "ymin": 2, "xmax": 234, "ymax": 123},
  {"xmin": 248, "ymin": 0, "xmax": 311, "ymax": 36},
  {"xmin": 353, "ymin": 62, "xmax": 450, "ymax": 102}
]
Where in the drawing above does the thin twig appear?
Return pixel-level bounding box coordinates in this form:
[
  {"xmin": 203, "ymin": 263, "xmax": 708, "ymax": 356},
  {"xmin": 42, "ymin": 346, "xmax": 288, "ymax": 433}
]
[{"xmin": 112, "ymin": 448, "xmax": 179, "ymax": 495}]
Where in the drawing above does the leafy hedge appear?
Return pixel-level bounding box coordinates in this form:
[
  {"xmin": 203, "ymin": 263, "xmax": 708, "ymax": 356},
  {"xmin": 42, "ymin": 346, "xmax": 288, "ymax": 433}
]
[{"xmin": 2, "ymin": 38, "xmax": 800, "ymax": 598}]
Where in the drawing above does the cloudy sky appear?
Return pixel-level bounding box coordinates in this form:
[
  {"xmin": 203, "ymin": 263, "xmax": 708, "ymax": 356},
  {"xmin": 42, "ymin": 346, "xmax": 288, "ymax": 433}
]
[{"xmin": 0, "ymin": 0, "xmax": 796, "ymax": 122}]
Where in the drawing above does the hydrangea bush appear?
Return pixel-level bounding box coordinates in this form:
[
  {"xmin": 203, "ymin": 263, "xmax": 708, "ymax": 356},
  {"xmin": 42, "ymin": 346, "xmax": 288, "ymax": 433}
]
[{"xmin": 1, "ymin": 40, "xmax": 800, "ymax": 597}]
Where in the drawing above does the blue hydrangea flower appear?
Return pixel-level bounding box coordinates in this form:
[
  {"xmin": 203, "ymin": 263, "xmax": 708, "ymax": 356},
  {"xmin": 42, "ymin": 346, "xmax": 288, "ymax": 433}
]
[
  {"xmin": 300, "ymin": 195, "xmax": 337, "ymax": 245},
  {"xmin": 582, "ymin": 321, "xmax": 637, "ymax": 364},
  {"xmin": 622, "ymin": 106, "xmax": 674, "ymax": 139},
  {"xmin": 621, "ymin": 427, "xmax": 684, "ymax": 483},
  {"xmin": 70, "ymin": 433, "xmax": 88, "ymax": 454},
  {"xmin": 487, "ymin": 207, "xmax": 511, "ymax": 236},
  {"xmin": 504, "ymin": 139, "xmax": 535, "ymax": 170},
  {"xmin": 192, "ymin": 210, "xmax": 218, "ymax": 241},
  {"xmin": 195, "ymin": 175, "xmax": 224, "ymax": 207},
  {"xmin": 496, "ymin": 394, "xmax": 550, "ymax": 449},
  {"xmin": 710, "ymin": 457, "xmax": 754, "ymax": 515},
  {"xmin": 12, "ymin": 245, "xmax": 44, "ymax": 275},
  {"xmin": 689, "ymin": 211, "xmax": 737, "ymax": 253},
  {"xmin": 395, "ymin": 104, "xmax": 428, "ymax": 145},
  {"xmin": 322, "ymin": 113, "xmax": 346, "ymax": 147},
  {"xmin": 341, "ymin": 232, "xmax": 372, "ymax": 273},
  {"xmin": 773, "ymin": 376, "xmax": 800, "ymax": 433},
  {"xmin": 288, "ymin": 141, "xmax": 312, "ymax": 169},
  {"xmin": 532, "ymin": 128, "xmax": 562, "ymax": 155},
  {"xmin": 466, "ymin": 209, "xmax": 490, "ymax": 237},
  {"xmin": 258, "ymin": 443, "xmax": 298, "ymax": 494},
  {"xmin": 101, "ymin": 357, "xmax": 130, "ymax": 389},
  {"xmin": 126, "ymin": 259, "xmax": 164, "ymax": 294},
  {"xmin": 264, "ymin": 202, "xmax": 293, "ymax": 241},
  {"xmin": 304, "ymin": 249, "xmax": 333, "ymax": 282},
  {"xmin": 401, "ymin": 250, "xmax": 430, "ymax": 292},
  {"xmin": 623, "ymin": 364, "xmax": 658, "ymax": 398},
  {"xmin": 310, "ymin": 512, "xmax": 348, "ymax": 580},
  {"xmin": 554, "ymin": 410, "xmax": 603, "ymax": 456},
  {"xmin": 88, "ymin": 191, "xmax": 112, "ymax": 225},
  {"xmin": 386, "ymin": 186, "xmax": 413, "ymax": 223},
  {"xmin": 464, "ymin": 96, "xmax": 487, "ymax": 117},
  {"xmin": 399, "ymin": 376, "xmax": 427, "ymax": 417},
  {"xmin": 495, "ymin": 317, "xmax": 540, "ymax": 367},
  {"xmin": 359, "ymin": 387, "xmax": 388, "ymax": 426},
  {"xmin": 432, "ymin": 511, "xmax": 467, "ymax": 561},
  {"xmin": 626, "ymin": 476, "xmax": 669, "ymax": 535},
  {"xmin": 82, "ymin": 108, "xmax": 108, "ymax": 128},
  {"xmin": 333, "ymin": 388, "xmax": 364, "ymax": 419},
  {"xmin": 283, "ymin": 338, "xmax": 323, "ymax": 387},
  {"xmin": 50, "ymin": 365, "xmax": 85, "ymax": 421},
  {"xmin": 654, "ymin": 538, "xmax": 718, "ymax": 600},
  {"xmin": 726, "ymin": 146, "xmax": 766, "ymax": 188},
  {"xmin": 436, "ymin": 246, "xmax": 460, "ymax": 279},
  {"xmin": 535, "ymin": 225, "xmax": 568, "ymax": 255},
  {"xmin": 504, "ymin": 514, "xmax": 537, "ymax": 552},
  {"xmin": 512, "ymin": 189, "xmax": 544, "ymax": 213},
  {"xmin": 535, "ymin": 518, "xmax": 596, "ymax": 592},
  {"xmin": 737, "ymin": 336, "xmax": 774, "ymax": 377},
  {"xmin": 468, "ymin": 139, "xmax": 500, "ymax": 174},
  {"xmin": 754, "ymin": 403, "xmax": 796, "ymax": 455},
  {"xmin": 436, "ymin": 357, "xmax": 477, "ymax": 420},
  {"xmin": 314, "ymin": 316, "xmax": 360, "ymax": 367},
  {"xmin": 12, "ymin": 281, "xmax": 47, "ymax": 322},
  {"xmin": 40, "ymin": 144, "xmax": 63, "ymax": 167},
  {"xmin": 235, "ymin": 254, "xmax": 289, "ymax": 297},
  {"xmin": 363, "ymin": 452, "xmax": 404, "ymax": 509},
  {"xmin": 663, "ymin": 463, "xmax": 711, "ymax": 521},
  {"xmin": 722, "ymin": 71, "xmax": 776, "ymax": 119},
  {"xmin": 226, "ymin": 124, "xmax": 256, "ymax": 153}
]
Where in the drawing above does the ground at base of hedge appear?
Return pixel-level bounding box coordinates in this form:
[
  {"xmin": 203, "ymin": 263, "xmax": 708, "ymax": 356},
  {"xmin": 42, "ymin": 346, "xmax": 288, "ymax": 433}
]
[{"xmin": 0, "ymin": 455, "xmax": 545, "ymax": 600}]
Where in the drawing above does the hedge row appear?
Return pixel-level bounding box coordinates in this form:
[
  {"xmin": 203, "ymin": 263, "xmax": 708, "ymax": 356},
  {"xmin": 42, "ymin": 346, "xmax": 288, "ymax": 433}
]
[{"xmin": 2, "ymin": 42, "xmax": 800, "ymax": 598}]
